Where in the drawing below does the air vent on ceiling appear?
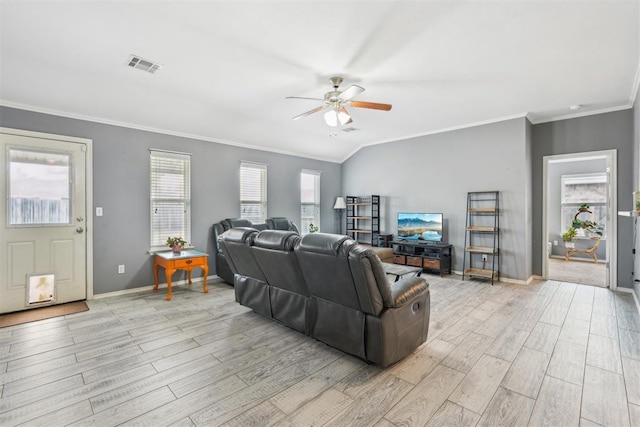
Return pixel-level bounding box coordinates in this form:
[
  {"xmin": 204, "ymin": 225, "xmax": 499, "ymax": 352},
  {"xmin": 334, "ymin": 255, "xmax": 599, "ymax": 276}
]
[
  {"xmin": 341, "ymin": 127, "xmax": 360, "ymax": 133},
  {"xmin": 127, "ymin": 55, "xmax": 162, "ymax": 74}
]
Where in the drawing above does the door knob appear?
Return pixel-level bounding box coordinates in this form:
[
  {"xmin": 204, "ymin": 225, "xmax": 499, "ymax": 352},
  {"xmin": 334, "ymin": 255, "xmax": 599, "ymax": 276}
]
[{"xmin": 76, "ymin": 227, "xmax": 84, "ymax": 233}]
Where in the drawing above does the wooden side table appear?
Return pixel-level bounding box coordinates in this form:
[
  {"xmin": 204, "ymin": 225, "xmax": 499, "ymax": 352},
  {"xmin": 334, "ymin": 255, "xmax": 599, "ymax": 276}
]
[{"xmin": 153, "ymin": 249, "xmax": 209, "ymax": 301}]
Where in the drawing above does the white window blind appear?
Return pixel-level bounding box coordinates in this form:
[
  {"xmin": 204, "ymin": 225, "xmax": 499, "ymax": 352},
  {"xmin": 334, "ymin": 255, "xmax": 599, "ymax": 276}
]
[
  {"xmin": 300, "ymin": 169, "xmax": 321, "ymax": 235},
  {"xmin": 240, "ymin": 161, "xmax": 267, "ymax": 223},
  {"xmin": 150, "ymin": 150, "xmax": 191, "ymax": 248}
]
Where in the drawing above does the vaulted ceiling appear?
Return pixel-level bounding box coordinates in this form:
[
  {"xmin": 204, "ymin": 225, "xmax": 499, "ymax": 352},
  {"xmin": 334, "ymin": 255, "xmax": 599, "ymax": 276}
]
[{"xmin": 1, "ymin": 1, "xmax": 638, "ymax": 162}]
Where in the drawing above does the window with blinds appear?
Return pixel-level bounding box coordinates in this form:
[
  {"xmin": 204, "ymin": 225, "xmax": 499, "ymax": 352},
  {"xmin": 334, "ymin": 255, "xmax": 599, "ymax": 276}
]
[
  {"xmin": 150, "ymin": 150, "xmax": 191, "ymax": 249},
  {"xmin": 300, "ymin": 169, "xmax": 321, "ymax": 235},
  {"xmin": 240, "ymin": 161, "xmax": 267, "ymax": 223}
]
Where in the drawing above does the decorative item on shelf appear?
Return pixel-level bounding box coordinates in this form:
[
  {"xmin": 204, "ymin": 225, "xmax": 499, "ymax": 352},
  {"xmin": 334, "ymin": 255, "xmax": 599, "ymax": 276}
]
[
  {"xmin": 166, "ymin": 236, "xmax": 187, "ymax": 253},
  {"xmin": 308, "ymin": 223, "xmax": 319, "ymax": 233},
  {"xmin": 333, "ymin": 196, "xmax": 346, "ymax": 234},
  {"xmin": 634, "ymin": 191, "xmax": 640, "ymax": 213}
]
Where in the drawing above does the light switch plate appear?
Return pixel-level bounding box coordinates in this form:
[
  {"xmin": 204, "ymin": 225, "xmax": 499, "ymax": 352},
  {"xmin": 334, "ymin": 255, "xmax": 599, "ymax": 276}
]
[{"xmin": 96, "ymin": 207, "xmax": 103, "ymax": 216}]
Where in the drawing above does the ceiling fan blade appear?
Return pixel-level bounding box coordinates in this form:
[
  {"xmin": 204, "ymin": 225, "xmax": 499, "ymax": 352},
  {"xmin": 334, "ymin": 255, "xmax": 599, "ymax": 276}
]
[
  {"xmin": 292, "ymin": 105, "xmax": 327, "ymax": 120},
  {"xmin": 338, "ymin": 85, "xmax": 365, "ymax": 102},
  {"xmin": 286, "ymin": 96, "xmax": 324, "ymax": 101},
  {"xmin": 349, "ymin": 100, "xmax": 392, "ymax": 111}
]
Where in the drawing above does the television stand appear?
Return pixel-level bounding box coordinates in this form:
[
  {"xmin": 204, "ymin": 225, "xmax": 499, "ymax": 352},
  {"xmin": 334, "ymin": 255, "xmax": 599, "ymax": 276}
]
[{"xmin": 391, "ymin": 240, "xmax": 452, "ymax": 277}]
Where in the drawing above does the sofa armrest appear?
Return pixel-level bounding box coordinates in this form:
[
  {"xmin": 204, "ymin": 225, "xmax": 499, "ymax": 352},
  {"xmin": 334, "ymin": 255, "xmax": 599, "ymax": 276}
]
[{"xmin": 388, "ymin": 277, "xmax": 429, "ymax": 308}]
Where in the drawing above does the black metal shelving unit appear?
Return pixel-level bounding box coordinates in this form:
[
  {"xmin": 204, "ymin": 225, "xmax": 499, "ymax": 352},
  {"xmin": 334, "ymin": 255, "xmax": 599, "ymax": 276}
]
[
  {"xmin": 463, "ymin": 191, "xmax": 500, "ymax": 284},
  {"xmin": 346, "ymin": 195, "xmax": 380, "ymax": 245}
]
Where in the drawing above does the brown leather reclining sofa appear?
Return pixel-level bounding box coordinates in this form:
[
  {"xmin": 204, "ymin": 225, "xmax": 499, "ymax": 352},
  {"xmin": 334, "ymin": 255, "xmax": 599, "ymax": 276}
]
[{"xmin": 218, "ymin": 228, "xmax": 430, "ymax": 367}]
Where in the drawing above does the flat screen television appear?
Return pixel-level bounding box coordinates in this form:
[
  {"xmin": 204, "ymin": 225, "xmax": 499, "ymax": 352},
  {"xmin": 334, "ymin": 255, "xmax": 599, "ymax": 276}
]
[{"xmin": 397, "ymin": 212, "xmax": 443, "ymax": 242}]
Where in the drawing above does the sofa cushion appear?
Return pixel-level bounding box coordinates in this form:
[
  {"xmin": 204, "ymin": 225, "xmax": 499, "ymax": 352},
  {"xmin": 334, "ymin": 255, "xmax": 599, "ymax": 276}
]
[
  {"xmin": 266, "ymin": 217, "xmax": 299, "ymax": 232},
  {"xmin": 252, "ymin": 230, "xmax": 308, "ymax": 332},
  {"xmin": 297, "ymin": 233, "xmax": 360, "ymax": 311},
  {"xmin": 223, "ymin": 218, "xmax": 253, "ymax": 229},
  {"xmin": 299, "ymin": 233, "xmax": 353, "ymax": 256},
  {"xmin": 218, "ymin": 227, "xmax": 265, "ymax": 281},
  {"xmin": 254, "ymin": 230, "xmax": 299, "ymax": 250}
]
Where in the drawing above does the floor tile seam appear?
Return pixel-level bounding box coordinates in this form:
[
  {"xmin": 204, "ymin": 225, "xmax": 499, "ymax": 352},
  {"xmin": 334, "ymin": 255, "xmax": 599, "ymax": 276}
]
[
  {"xmin": 584, "ymin": 350, "xmax": 624, "ymax": 376},
  {"xmin": 582, "ymin": 364, "xmax": 633, "ymax": 427},
  {"xmin": 86, "ymin": 385, "xmax": 175, "ymax": 423},
  {"xmin": 0, "ymin": 340, "xmax": 81, "ymax": 367},
  {"xmin": 0, "ymin": 371, "xmax": 88, "ymax": 416},
  {"xmin": 490, "ymin": 385, "xmax": 537, "ymax": 425},
  {"xmin": 0, "ymin": 328, "xmax": 79, "ymax": 348},
  {"xmin": 619, "ymin": 357, "xmax": 638, "ymax": 419},
  {"xmin": 617, "ymin": 324, "xmax": 640, "ymax": 334}
]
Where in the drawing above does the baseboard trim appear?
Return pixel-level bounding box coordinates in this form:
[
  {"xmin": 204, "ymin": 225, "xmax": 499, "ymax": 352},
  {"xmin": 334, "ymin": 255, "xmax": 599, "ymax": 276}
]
[
  {"xmin": 91, "ymin": 275, "xmax": 220, "ymax": 300},
  {"xmin": 617, "ymin": 287, "xmax": 640, "ymax": 314},
  {"xmin": 450, "ymin": 270, "xmax": 536, "ymax": 286},
  {"xmin": 500, "ymin": 275, "xmax": 538, "ymax": 286}
]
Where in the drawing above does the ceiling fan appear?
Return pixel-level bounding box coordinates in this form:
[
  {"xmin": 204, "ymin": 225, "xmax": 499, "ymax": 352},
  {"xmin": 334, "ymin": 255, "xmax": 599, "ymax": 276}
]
[{"xmin": 287, "ymin": 77, "xmax": 392, "ymax": 127}]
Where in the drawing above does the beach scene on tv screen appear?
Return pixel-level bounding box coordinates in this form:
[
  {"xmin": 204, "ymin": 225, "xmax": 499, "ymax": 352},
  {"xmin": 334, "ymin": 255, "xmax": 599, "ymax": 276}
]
[{"xmin": 398, "ymin": 213, "xmax": 443, "ymax": 241}]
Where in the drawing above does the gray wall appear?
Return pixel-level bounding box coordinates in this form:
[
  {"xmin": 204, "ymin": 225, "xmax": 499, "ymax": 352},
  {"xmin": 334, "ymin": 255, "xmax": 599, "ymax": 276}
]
[
  {"xmin": 0, "ymin": 106, "xmax": 342, "ymax": 295},
  {"xmin": 634, "ymin": 82, "xmax": 640, "ymax": 300},
  {"xmin": 342, "ymin": 117, "xmax": 532, "ymax": 281},
  {"xmin": 532, "ymin": 110, "xmax": 634, "ymax": 288},
  {"xmin": 547, "ymin": 159, "xmax": 607, "ymax": 260}
]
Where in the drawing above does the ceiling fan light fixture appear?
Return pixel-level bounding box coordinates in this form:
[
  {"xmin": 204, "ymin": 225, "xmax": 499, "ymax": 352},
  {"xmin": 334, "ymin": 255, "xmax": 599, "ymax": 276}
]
[
  {"xmin": 289, "ymin": 77, "xmax": 390, "ymax": 126},
  {"xmin": 324, "ymin": 109, "xmax": 338, "ymax": 127},
  {"xmin": 337, "ymin": 107, "xmax": 352, "ymax": 125}
]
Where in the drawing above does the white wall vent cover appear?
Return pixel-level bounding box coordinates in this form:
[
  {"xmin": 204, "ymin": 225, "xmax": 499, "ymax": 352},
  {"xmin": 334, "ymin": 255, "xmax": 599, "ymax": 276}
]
[{"xmin": 127, "ymin": 55, "xmax": 162, "ymax": 74}]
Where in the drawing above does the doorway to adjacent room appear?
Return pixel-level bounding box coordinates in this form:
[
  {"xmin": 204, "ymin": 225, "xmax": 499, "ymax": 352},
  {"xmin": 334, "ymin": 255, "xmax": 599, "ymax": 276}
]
[{"xmin": 542, "ymin": 150, "xmax": 617, "ymax": 289}]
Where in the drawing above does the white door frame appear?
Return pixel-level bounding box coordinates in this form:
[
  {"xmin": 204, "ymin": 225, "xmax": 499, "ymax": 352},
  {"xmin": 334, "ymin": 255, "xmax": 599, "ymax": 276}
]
[
  {"xmin": 542, "ymin": 149, "xmax": 617, "ymax": 289},
  {"xmin": 1, "ymin": 127, "xmax": 94, "ymax": 299}
]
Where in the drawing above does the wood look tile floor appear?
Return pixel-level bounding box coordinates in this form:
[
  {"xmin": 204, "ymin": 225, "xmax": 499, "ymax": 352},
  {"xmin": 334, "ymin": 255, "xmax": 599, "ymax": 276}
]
[{"xmin": 1, "ymin": 276, "xmax": 639, "ymax": 426}]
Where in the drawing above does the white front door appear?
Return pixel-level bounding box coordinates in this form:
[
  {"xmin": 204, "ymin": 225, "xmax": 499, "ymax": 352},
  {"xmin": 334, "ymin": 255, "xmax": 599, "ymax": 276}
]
[{"xmin": 1, "ymin": 129, "xmax": 89, "ymax": 313}]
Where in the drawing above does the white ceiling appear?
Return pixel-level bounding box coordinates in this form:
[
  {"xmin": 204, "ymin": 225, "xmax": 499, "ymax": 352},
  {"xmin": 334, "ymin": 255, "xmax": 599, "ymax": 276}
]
[{"xmin": 1, "ymin": 1, "xmax": 638, "ymax": 163}]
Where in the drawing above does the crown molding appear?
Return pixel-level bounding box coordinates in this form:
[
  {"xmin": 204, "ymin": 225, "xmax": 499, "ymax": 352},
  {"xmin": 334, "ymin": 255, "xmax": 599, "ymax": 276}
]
[{"xmin": 0, "ymin": 100, "xmax": 343, "ymax": 164}]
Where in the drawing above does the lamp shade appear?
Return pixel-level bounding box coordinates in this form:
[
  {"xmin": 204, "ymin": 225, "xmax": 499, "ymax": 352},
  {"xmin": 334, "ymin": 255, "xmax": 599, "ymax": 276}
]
[
  {"xmin": 333, "ymin": 196, "xmax": 346, "ymax": 209},
  {"xmin": 324, "ymin": 109, "xmax": 338, "ymax": 127}
]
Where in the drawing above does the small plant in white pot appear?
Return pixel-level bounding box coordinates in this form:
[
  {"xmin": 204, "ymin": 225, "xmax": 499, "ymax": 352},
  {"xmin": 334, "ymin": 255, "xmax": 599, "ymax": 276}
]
[{"xmin": 561, "ymin": 227, "xmax": 577, "ymax": 248}]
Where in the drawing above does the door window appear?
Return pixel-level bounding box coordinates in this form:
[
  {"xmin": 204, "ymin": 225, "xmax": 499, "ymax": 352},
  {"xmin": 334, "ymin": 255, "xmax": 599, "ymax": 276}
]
[{"xmin": 7, "ymin": 147, "xmax": 71, "ymax": 226}]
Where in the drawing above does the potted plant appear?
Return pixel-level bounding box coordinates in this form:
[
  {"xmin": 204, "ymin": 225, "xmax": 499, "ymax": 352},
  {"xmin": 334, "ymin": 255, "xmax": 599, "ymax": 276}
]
[
  {"xmin": 308, "ymin": 223, "xmax": 319, "ymax": 233},
  {"xmin": 166, "ymin": 236, "xmax": 187, "ymax": 253},
  {"xmin": 572, "ymin": 203, "xmax": 604, "ymax": 237},
  {"xmin": 562, "ymin": 227, "xmax": 577, "ymax": 248}
]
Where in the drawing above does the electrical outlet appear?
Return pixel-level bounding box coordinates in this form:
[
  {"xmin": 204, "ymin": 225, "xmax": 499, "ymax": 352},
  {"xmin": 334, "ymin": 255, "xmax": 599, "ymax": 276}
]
[
  {"xmin": 118, "ymin": 265, "xmax": 125, "ymax": 274},
  {"xmin": 553, "ymin": 240, "xmax": 558, "ymax": 246},
  {"xmin": 482, "ymin": 254, "xmax": 488, "ymax": 261}
]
